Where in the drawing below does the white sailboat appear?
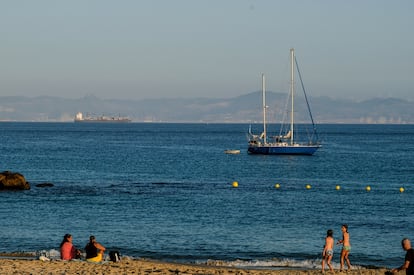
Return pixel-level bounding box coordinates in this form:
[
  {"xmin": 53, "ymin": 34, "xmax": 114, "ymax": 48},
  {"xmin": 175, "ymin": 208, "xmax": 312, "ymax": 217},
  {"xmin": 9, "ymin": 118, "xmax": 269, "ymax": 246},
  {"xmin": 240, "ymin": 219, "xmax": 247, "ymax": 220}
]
[{"xmin": 247, "ymin": 48, "xmax": 321, "ymax": 155}]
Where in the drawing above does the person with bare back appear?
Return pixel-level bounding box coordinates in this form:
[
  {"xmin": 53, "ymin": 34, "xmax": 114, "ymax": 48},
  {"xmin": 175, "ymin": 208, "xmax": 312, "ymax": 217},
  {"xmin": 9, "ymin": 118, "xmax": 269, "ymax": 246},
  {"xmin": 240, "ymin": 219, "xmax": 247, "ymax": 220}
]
[
  {"xmin": 85, "ymin": 235, "xmax": 106, "ymax": 262},
  {"xmin": 322, "ymin": 229, "xmax": 335, "ymax": 273},
  {"xmin": 337, "ymin": 224, "xmax": 352, "ymax": 272}
]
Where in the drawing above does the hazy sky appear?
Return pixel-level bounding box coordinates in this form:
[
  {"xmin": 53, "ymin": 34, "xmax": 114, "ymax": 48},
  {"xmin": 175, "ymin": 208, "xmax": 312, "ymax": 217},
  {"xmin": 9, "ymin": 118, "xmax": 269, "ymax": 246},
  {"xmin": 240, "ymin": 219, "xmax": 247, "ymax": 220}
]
[{"xmin": 1, "ymin": 0, "xmax": 413, "ymax": 101}]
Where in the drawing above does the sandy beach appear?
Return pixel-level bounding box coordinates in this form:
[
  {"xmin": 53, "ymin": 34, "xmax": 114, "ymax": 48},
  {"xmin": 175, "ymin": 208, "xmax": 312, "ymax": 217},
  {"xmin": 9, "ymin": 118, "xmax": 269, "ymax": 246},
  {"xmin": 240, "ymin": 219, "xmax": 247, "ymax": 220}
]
[{"xmin": 0, "ymin": 258, "xmax": 394, "ymax": 275}]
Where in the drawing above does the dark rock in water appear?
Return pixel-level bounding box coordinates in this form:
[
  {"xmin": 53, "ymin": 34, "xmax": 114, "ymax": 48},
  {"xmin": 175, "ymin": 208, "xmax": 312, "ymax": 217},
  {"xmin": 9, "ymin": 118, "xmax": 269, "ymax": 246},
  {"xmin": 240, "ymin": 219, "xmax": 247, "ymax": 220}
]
[
  {"xmin": 35, "ymin": 183, "xmax": 54, "ymax": 188},
  {"xmin": 0, "ymin": 171, "xmax": 31, "ymax": 190}
]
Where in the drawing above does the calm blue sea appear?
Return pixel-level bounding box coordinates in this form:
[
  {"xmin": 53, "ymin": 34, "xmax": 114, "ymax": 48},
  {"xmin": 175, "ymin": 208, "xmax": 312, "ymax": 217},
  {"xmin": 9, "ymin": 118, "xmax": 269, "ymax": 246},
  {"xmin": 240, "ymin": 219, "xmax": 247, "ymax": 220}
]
[{"xmin": 0, "ymin": 122, "xmax": 413, "ymax": 269}]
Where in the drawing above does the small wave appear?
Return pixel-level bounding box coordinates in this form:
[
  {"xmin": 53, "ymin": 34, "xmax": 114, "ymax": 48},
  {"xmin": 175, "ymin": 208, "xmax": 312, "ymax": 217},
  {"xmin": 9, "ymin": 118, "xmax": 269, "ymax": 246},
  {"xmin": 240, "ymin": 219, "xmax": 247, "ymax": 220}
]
[
  {"xmin": 203, "ymin": 258, "xmax": 365, "ymax": 270},
  {"xmin": 0, "ymin": 251, "xmax": 36, "ymax": 259},
  {"xmin": 0, "ymin": 249, "xmax": 369, "ymax": 270},
  {"xmin": 12, "ymin": 249, "xmax": 137, "ymax": 262}
]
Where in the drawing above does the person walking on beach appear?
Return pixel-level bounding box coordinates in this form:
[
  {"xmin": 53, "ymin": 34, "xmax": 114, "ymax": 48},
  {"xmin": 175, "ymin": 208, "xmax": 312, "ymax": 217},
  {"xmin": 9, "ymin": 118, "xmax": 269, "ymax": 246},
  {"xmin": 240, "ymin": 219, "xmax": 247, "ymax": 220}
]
[
  {"xmin": 337, "ymin": 224, "xmax": 352, "ymax": 272},
  {"xmin": 60, "ymin": 234, "xmax": 80, "ymax": 260},
  {"xmin": 85, "ymin": 235, "xmax": 106, "ymax": 262},
  {"xmin": 392, "ymin": 238, "xmax": 414, "ymax": 275},
  {"xmin": 322, "ymin": 229, "xmax": 335, "ymax": 273}
]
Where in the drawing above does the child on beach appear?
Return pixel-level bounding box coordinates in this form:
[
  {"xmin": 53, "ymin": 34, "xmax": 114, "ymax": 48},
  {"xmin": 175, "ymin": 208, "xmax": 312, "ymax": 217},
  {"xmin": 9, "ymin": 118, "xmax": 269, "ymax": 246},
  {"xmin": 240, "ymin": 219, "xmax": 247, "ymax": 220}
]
[
  {"xmin": 322, "ymin": 229, "xmax": 335, "ymax": 273},
  {"xmin": 337, "ymin": 224, "xmax": 352, "ymax": 272}
]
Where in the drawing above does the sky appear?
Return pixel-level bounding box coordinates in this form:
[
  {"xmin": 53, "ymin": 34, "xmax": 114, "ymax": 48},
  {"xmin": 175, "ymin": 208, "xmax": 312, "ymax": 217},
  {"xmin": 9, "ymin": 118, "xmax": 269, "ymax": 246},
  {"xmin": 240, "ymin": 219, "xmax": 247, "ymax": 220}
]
[{"xmin": 1, "ymin": 0, "xmax": 413, "ymax": 101}]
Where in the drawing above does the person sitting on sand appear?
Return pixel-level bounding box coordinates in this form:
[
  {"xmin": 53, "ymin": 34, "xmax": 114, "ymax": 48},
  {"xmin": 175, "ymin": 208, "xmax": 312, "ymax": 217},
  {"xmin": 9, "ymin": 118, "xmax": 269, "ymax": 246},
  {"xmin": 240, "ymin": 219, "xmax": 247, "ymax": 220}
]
[
  {"xmin": 392, "ymin": 238, "xmax": 414, "ymax": 275},
  {"xmin": 85, "ymin": 235, "xmax": 106, "ymax": 262},
  {"xmin": 60, "ymin": 234, "xmax": 80, "ymax": 260},
  {"xmin": 322, "ymin": 229, "xmax": 334, "ymax": 273},
  {"xmin": 337, "ymin": 224, "xmax": 352, "ymax": 272}
]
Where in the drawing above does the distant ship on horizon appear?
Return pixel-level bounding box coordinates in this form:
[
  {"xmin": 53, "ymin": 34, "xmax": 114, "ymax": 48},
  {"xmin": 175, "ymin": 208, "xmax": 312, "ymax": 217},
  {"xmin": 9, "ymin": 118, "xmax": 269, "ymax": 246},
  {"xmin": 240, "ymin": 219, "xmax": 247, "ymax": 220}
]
[{"xmin": 74, "ymin": 112, "xmax": 132, "ymax": 123}]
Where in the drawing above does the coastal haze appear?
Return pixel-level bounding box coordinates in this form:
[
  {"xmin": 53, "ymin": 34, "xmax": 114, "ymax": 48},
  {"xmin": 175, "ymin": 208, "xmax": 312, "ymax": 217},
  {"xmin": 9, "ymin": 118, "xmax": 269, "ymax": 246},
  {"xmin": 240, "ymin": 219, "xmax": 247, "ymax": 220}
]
[
  {"xmin": 1, "ymin": 1, "xmax": 413, "ymax": 103},
  {"xmin": 0, "ymin": 94, "xmax": 413, "ymax": 124}
]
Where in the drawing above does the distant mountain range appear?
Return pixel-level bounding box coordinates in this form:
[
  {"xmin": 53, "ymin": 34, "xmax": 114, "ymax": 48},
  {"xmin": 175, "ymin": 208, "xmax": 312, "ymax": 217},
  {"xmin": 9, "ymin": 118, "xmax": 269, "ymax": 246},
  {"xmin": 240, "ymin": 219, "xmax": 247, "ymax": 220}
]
[{"xmin": 0, "ymin": 93, "xmax": 413, "ymax": 124}]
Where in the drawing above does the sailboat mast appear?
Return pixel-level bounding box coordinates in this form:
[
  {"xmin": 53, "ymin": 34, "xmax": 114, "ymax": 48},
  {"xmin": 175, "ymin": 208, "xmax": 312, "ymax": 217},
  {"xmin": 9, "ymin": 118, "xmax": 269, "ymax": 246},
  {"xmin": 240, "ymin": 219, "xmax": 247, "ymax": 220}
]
[
  {"xmin": 290, "ymin": 48, "xmax": 295, "ymax": 145},
  {"xmin": 262, "ymin": 73, "xmax": 267, "ymax": 144}
]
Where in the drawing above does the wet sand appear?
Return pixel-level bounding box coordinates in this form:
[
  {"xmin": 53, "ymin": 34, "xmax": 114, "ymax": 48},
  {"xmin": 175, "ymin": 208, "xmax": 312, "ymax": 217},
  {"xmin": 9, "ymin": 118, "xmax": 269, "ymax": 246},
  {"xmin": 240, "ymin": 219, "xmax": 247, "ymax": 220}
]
[{"xmin": 0, "ymin": 258, "xmax": 394, "ymax": 275}]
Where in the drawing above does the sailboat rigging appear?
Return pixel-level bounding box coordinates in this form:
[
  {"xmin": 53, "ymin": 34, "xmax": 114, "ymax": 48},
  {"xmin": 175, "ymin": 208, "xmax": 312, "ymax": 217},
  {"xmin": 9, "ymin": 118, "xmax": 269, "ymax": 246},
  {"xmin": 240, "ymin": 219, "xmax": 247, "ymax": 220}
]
[{"xmin": 247, "ymin": 48, "xmax": 321, "ymax": 155}]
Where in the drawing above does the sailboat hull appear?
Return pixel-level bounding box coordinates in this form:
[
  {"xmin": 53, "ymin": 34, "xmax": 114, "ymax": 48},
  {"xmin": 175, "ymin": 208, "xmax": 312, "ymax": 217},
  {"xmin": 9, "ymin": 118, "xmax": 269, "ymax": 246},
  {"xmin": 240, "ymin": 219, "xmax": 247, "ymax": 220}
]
[{"xmin": 248, "ymin": 144, "xmax": 320, "ymax": 155}]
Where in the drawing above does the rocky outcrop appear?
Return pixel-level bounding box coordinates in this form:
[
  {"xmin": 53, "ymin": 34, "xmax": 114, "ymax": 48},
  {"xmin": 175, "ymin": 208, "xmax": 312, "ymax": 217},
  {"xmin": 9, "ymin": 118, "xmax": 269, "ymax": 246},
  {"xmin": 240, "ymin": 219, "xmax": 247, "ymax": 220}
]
[{"xmin": 0, "ymin": 171, "xmax": 30, "ymax": 190}]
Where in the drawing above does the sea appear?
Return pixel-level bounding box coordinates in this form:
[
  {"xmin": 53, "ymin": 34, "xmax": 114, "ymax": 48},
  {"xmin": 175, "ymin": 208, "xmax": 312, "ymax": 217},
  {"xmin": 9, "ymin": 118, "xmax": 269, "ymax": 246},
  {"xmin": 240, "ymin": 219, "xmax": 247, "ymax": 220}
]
[{"xmin": 0, "ymin": 122, "xmax": 413, "ymax": 270}]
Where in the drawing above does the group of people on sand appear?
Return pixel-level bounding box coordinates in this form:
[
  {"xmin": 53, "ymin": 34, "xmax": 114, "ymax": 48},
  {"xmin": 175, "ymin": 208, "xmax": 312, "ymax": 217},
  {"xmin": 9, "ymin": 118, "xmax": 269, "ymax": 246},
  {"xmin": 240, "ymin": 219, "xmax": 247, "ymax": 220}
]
[
  {"xmin": 322, "ymin": 225, "xmax": 414, "ymax": 274},
  {"xmin": 60, "ymin": 234, "xmax": 106, "ymax": 262},
  {"xmin": 321, "ymin": 224, "xmax": 351, "ymax": 273}
]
